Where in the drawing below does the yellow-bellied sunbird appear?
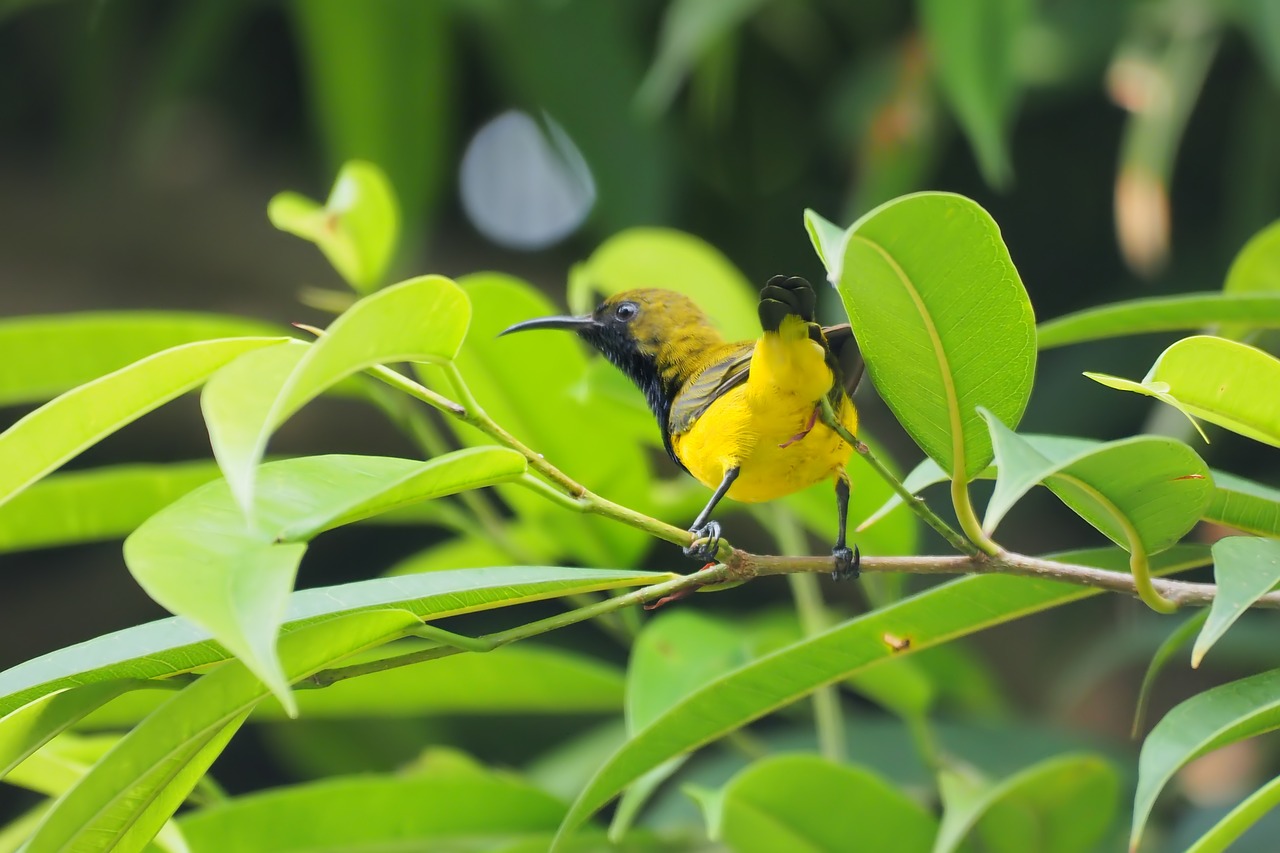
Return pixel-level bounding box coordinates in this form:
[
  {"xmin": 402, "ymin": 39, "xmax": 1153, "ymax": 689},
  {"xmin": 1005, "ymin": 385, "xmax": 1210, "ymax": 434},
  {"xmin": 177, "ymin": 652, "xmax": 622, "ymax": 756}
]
[{"xmin": 501, "ymin": 276, "xmax": 864, "ymax": 579}]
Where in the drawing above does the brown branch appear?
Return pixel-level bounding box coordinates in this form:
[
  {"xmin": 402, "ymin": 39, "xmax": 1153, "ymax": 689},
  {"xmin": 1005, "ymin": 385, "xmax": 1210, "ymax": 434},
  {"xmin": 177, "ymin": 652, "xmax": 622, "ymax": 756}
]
[{"xmin": 734, "ymin": 549, "xmax": 1278, "ymax": 609}]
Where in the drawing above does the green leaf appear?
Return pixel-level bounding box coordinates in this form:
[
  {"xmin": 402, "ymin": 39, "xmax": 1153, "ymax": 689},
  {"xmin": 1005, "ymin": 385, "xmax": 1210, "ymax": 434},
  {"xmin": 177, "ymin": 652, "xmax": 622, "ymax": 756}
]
[
  {"xmin": 289, "ymin": 0, "xmax": 451, "ymax": 236},
  {"xmin": 1132, "ymin": 610, "xmax": 1208, "ymax": 738},
  {"xmin": 1192, "ymin": 537, "xmax": 1280, "ymax": 667},
  {"xmin": 0, "ymin": 565, "xmax": 666, "ymax": 718},
  {"xmin": 268, "ymin": 160, "xmax": 399, "ymax": 293},
  {"xmin": 979, "ymin": 411, "xmax": 1213, "ymax": 553},
  {"xmin": 866, "ymin": 433, "xmax": 1272, "ymax": 537},
  {"xmin": 1206, "ymin": 471, "xmax": 1280, "ymax": 537},
  {"xmin": 1086, "ymin": 335, "xmax": 1280, "ymax": 448},
  {"xmin": 919, "ymin": 0, "xmax": 1027, "ymax": 187},
  {"xmin": 81, "ymin": 644, "xmax": 623, "ymax": 726},
  {"xmin": 804, "ymin": 209, "xmax": 848, "ymax": 284},
  {"xmin": 610, "ymin": 611, "xmax": 751, "ymax": 839},
  {"xmin": 178, "ymin": 762, "xmax": 566, "ymax": 852},
  {"xmin": 1221, "ymin": 219, "xmax": 1280, "ymax": 339},
  {"xmin": 717, "ymin": 754, "xmax": 935, "ymax": 852},
  {"xmin": 0, "ymin": 683, "xmax": 141, "ymax": 778},
  {"xmin": 552, "ymin": 546, "xmax": 1209, "ymax": 845},
  {"xmin": 568, "ymin": 228, "xmax": 760, "ymax": 340},
  {"xmin": 22, "ymin": 609, "xmax": 420, "ymax": 853},
  {"xmin": 0, "ymin": 337, "xmax": 284, "ymax": 510},
  {"xmin": 0, "ymin": 312, "xmax": 279, "ymax": 407},
  {"xmin": 431, "ymin": 273, "xmax": 650, "ymax": 566},
  {"xmin": 935, "ymin": 754, "xmax": 1119, "ymax": 853},
  {"xmin": 1183, "ymin": 772, "xmax": 1280, "ymax": 853},
  {"xmin": 1036, "ymin": 293, "xmax": 1280, "ymax": 349},
  {"xmin": 836, "ymin": 193, "xmax": 1036, "ymax": 481},
  {"xmin": 634, "ymin": 0, "xmax": 766, "ymax": 115},
  {"xmin": 0, "ymin": 462, "xmax": 221, "ymax": 554},
  {"xmin": 1132, "ymin": 667, "xmax": 1280, "ymax": 850},
  {"xmin": 124, "ymin": 448, "xmax": 526, "ymax": 712},
  {"xmin": 203, "ymin": 274, "xmax": 470, "ymax": 516}
]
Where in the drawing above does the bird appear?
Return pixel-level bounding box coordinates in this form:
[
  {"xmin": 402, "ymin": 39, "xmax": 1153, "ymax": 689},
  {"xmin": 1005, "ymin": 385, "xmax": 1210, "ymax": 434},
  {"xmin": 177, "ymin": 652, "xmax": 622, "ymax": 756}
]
[{"xmin": 500, "ymin": 275, "xmax": 864, "ymax": 580}]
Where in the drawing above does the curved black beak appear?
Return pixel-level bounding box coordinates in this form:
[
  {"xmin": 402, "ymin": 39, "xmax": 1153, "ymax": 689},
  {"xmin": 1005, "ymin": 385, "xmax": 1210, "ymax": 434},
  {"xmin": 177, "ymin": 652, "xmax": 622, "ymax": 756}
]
[{"xmin": 498, "ymin": 314, "xmax": 597, "ymax": 337}]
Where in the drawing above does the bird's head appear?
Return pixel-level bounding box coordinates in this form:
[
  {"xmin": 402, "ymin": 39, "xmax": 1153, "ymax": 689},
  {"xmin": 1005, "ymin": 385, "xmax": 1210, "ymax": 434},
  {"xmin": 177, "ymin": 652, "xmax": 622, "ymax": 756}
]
[
  {"xmin": 500, "ymin": 288, "xmax": 725, "ymax": 420},
  {"xmin": 499, "ymin": 288, "xmax": 722, "ymax": 371}
]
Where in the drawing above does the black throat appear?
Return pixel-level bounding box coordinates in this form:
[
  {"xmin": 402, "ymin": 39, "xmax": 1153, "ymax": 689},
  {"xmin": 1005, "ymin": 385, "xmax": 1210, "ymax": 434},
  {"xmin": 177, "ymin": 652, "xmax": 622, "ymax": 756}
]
[{"xmin": 578, "ymin": 326, "xmax": 687, "ymax": 472}]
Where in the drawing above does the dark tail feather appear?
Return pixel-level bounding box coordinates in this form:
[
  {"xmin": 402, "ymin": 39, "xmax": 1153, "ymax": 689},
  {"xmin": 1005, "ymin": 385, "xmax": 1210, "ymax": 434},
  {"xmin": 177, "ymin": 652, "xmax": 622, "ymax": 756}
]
[
  {"xmin": 823, "ymin": 323, "xmax": 865, "ymax": 397},
  {"xmin": 758, "ymin": 275, "xmax": 817, "ymax": 332}
]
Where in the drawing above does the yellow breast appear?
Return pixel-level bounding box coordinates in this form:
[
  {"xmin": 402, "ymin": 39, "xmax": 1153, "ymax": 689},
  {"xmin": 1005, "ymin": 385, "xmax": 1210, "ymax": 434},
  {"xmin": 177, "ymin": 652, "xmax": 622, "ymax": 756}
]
[{"xmin": 672, "ymin": 391, "xmax": 856, "ymax": 503}]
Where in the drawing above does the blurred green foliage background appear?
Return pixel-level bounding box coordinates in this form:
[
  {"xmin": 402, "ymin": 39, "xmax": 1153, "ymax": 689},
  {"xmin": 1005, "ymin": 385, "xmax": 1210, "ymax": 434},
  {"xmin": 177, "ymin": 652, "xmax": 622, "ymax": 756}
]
[{"xmin": 2, "ymin": 0, "xmax": 1280, "ymax": 846}]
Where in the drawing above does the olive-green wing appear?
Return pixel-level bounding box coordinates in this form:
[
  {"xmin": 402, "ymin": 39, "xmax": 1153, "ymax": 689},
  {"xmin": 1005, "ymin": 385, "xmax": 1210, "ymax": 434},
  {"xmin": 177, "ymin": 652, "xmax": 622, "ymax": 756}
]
[{"xmin": 667, "ymin": 344, "xmax": 755, "ymax": 437}]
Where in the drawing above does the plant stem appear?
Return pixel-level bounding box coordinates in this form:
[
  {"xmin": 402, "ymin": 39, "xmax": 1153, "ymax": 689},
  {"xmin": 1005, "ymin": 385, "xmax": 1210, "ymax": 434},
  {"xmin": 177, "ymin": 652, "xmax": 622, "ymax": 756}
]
[
  {"xmin": 950, "ymin": 477, "xmax": 1000, "ymax": 556},
  {"xmin": 817, "ymin": 398, "xmax": 977, "ymax": 557},
  {"xmin": 304, "ymin": 547, "xmax": 1238, "ymax": 691},
  {"xmin": 759, "ymin": 505, "xmax": 846, "ymax": 764},
  {"xmin": 303, "ymin": 566, "xmax": 727, "ymax": 688}
]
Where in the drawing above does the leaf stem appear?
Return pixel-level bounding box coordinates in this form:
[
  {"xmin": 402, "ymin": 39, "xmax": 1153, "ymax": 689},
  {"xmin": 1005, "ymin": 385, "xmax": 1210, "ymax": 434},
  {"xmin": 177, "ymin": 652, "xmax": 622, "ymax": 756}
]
[
  {"xmin": 950, "ymin": 477, "xmax": 1000, "ymax": 556},
  {"xmin": 817, "ymin": 398, "xmax": 978, "ymax": 557}
]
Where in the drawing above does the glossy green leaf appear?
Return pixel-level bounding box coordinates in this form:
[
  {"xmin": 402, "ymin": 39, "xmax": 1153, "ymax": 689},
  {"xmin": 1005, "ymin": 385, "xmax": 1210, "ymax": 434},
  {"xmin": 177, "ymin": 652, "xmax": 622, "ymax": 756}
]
[
  {"xmin": 22, "ymin": 609, "xmax": 419, "ymax": 853},
  {"xmin": 1221, "ymin": 219, "xmax": 1280, "ymax": 339},
  {"xmin": 745, "ymin": 608, "xmax": 935, "ymax": 720},
  {"xmin": 268, "ymin": 160, "xmax": 399, "ymax": 293},
  {"xmin": 178, "ymin": 762, "xmax": 566, "ymax": 852},
  {"xmin": 3, "ymin": 734, "xmax": 192, "ymax": 853},
  {"xmin": 935, "ymin": 754, "xmax": 1119, "ymax": 853},
  {"xmin": 919, "ymin": 0, "xmax": 1027, "ymax": 187},
  {"xmin": 1132, "ymin": 667, "xmax": 1280, "ymax": 850},
  {"xmin": 1183, "ymin": 773, "xmax": 1280, "ymax": 853},
  {"xmin": 1087, "ymin": 335, "xmax": 1280, "ymax": 448},
  {"xmin": 0, "ymin": 683, "xmax": 140, "ymax": 779},
  {"xmin": 432, "ymin": 273, "xmax": 650, "ymax": 566},
  {"xmin": 1206, "ymin": 471, "xmax": 1280, "ymax": 537},
  {"xmin": 568, "ymin": 228, "xmax": 759, "ymax": 339},
  {"xmin": 0, "ymin": 336, "xmax": 283, "ymax": 510},
  {"xmin": 289, "ymin": 0, "xmax": 452, "ymax": 229},
  {"xmin": 82, "ymin": 644, "xmax": 623, "ymax": 726},
  {"xmin": 872, "ymin": 436, "xmax": 1278, "ymax": 539},
  {"xmin": 204, "ymin": 274, "xmax": 470, "ymax": 515},
  {"xmin": 1192, "ymin": 537, "xmax": 1280, "ymax": 667},
  {"xmin": 0, "ymin": 462, "xmax": 220, "ymax": 554},
  {"xmin": 552, "ymin": 546, "xmax": 1209, "ymax": 845},
  {"xmin": 0, "ymin": 565, "xmax": 666, "ymax": 718},
  {"xmin": 611, "ymin": 611, "xmax": 751, "ymax": 840},
  {"xmin": 718, "ymin": 754, "xmax": 935, "ymax": 853},
  {"xmin": 980, "ymin": 412, "xmax": 1212, "ymax": 553},
  {"xmin": 835, "ymin": 193, "xmax": 1036, "ymax": 481},
  {"xmin": 0, "ymin": 312, "xmax": 279, "ymax": 407},
  {"xmin": 804, "ymin": 209, "xmax": 848, "ymax": 284},
  {"xmin": 124, "ymin": 448, "xmax": 526, "ymax": 712},
  {"xmin": 1036, "ymin": 293, "xmax": 1280, "ymax": 349},
  {"xmin": 1132, "ymin": 610, "xmax": 1208, "ymax": 738}
]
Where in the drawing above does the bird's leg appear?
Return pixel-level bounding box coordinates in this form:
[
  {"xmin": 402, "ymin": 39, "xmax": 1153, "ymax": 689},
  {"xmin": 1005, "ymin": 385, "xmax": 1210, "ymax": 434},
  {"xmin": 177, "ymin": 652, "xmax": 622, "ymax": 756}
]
[
  {"xmin": 684, "ymin": 466, "xmax": 740, "ymax": 563},
  {"xmin": 779, "ymin": 404, "xmax": 821, "ymax": 448},
  {"xmin": 831, "ymin": 472, "xmax": 860, "ymax": 581}
]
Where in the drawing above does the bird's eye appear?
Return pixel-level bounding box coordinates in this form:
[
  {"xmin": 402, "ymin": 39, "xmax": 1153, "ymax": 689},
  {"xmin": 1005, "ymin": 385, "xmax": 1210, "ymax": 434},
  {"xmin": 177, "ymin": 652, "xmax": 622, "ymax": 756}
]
[{"xmin": 614, "ymin": 302, "xmax": 638, "ymax": 322}]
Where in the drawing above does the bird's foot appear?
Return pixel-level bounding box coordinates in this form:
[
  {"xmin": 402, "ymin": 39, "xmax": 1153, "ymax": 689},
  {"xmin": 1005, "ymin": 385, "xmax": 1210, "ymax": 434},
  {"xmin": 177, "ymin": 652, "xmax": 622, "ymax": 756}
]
[
  {"xmin": 779, "ymin": 404, "xmax": 821, "ymax": 448},
  {"xmin": 684, "ymin": 521, "xmax": 722, "ymax": 563},
  {"xmin": 831, "ymin": 544, "xmax": 860, "ymax": 581}
]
